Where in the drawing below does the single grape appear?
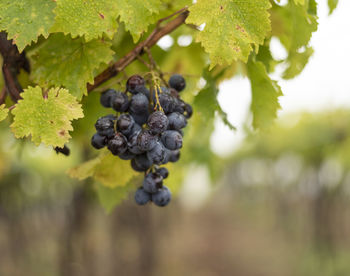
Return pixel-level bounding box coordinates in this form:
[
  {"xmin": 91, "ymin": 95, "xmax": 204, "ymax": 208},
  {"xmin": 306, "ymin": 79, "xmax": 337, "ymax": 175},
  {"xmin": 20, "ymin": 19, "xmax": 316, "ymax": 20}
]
[
  {"xmin": 131, "ymin": 154, "xmax": 152, "ymax": 172},
  {"xmin": 152, "ymin": 186, "xmax": 171, "ymax": 207},
  {"xmin": 167, "ymin": 112, "xmax": 187, "ymax": 130},
  {"xmin": 158, "ymin": 93, "xmax": 176, "ymax": 114},
  {"xmin": 169, "ymin": 88, "xmax": 180, "ymax": 99},
  {"xmin": 111, "ymin": 91, "xmax": 129, "ymax": 112},
  {"xmin": 137, "ymin": 130, "xmax": 158, "ymax": 151},
  {"xmin": 147, "ymin": 142, "xmax": 166, "ymax": 164},
  {"xmin": 169, "ymin": 150, "xmax": 180, "ymax": 163},
  {"xmin": 127, "ymin": 75, "xmax": 146, "ymax": 94},
  {"xmin": 135, "ymin": 187, "xmax": 151, "ymax": 205},
  {"xmin": 107, "ymin": 133, "xmax": 127, "ymax": 155},
  {"xmin": 147, "ymin": 111, "xmax": 169, "ymax": 134},
  {"xmin": 173, "ymin": 98, "xmax": 186, "ymax": 114},
  {"xmin": 118, "ymin": 150, "xmax": 135, "ymax": 160},
  {"xmin": 117, "ymin": 114, "xmax": 134, "ymax": 136},
  {"xmin": 129, "ymin": 93, "xmax": 149, "ymax": 114},
  {"xmin": 130, "ymin": 111, "xmax": 149, "ymax": 126},
  {"xmin": 169, "ymin": 74, "xmax": 186, "ymax": 92},
  {"xmin": 156, "ymin": 167, "xmax": 169, "ymax": 179},
  {"xmin": 161, "ymin": 130, "xmax": 182, "ymax": 150},
  {"xmin": 184, "ymin": 103, "xmax": 193, "ymax": 119},
  {"xmin": 95, "ymin": 116, "xmax": 115, "ymax": 138},
  {"xmin": 143, "ymin": 172, "xmax": 163, "ymax": 194},
  {"xmin": 100, "ymin": 89, "xmax": 117, "ymax": 107},
  {"xmin": 91, "ymin": 133, "xmax": 107, "ymax": 149}
]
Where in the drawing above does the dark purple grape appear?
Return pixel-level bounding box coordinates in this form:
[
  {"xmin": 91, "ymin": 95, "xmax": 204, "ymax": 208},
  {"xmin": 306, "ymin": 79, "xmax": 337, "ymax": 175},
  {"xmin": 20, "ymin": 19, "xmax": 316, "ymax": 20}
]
[
  {"xmin": 95, "ymin": 116, "xmax": 115, "ymax": 138},
  {"xmin": 117, "ymin": 114, "xmax": 134, "ymax": 136},
  {"xmin": 143, "ymin": 172, "xmax": 163, "ymax": 193},
  {"xmin": 161, "ymin": 130, "xmax": 182, "ymax": 150},
  {"xmin": 131, "ymin": 154, "xmax": 152, "ymax": 172},
  {"xmin": 147, "ymin": 111, "xmax": 169, "ymax": 134},
  {"xmin": 100, "ymin": 89, "xmax": 116, "ymax": 107},
  {"xmin": 137, "ymin": 130, "xmax": 158, "ymax": 151},
  {"xmin": 173, "ymin": 98, "xmax": 186, "ymax": 114},
  {"xmin": 169, "ymin": 74, "xmax": 186, "ymax": 92},
  {"xmin": 130, "ymin": 111, "xmax": 149, "ymax": 126},
  {"xmin": 152, "ymin": 186, "xmax": 171, "ymax": 207},
  {"xmin": 135, "ymin": 187, "xmax": 151, "ymax": 205},
  {"xmin": 147, "ymin": 142, "xmax": 166, "ymax": 164},
  {"xmin": 107, "ymin": 133, "xmax": 127, "ymax": 155},
  {"xmin": 156, "ymin": 167, "xmax": 169, "ymax": 179},
  {"xmin": 135, "ymin": 85, "xmax": 150, "ymax": 99},
  {"xmin": 118, "ymin": 150, "xmax": 135, "ymax": 160},
  {"xmin": 169, "ymin": 88, "xmax": 180, "ymax": 98},
  {"xmin": 91, "ymin": 133, "xmax": 107, "ymax": 149},
  {"xmin": 158, "ymin": 93, "xmax": 176, "ymax": 114},
  {"xmin": 169, "ymin": 150, "xmax": 180, "ymax": 163},
  {"xmin": 112, "ymin": 91, "xmax": 129, "ymax": 112},
  {"xmin": 127, "ymin": 75, "xmax": 146, "ymax": 94},
  {"xmin": 128, "ymin": 131, "xmax": 143, "ymax": 155},
  {"xmin": 129, "ymin": 93, "xmax": 149, "ymax": 114},
  {"xmin": 184, "ymin": 103, "xmax": 193, "ymax": 119},
  {"xmin": 167, "ymin": 112, "xmax": 187, "ymax": 130}
]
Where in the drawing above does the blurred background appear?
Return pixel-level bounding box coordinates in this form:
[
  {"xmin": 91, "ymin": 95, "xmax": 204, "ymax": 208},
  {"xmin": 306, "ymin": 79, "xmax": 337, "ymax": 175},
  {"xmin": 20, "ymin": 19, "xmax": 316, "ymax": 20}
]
[{"xmin": 1, "ymin": 1, "xmax": 350, "ymax": 276}]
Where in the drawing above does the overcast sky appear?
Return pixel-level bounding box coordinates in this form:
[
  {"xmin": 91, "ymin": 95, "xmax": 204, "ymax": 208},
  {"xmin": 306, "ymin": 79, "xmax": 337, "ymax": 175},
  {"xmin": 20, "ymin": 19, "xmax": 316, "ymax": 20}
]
[{"xmin": 211, "ymin": 0, "xmax": 350, "ymax": 156}]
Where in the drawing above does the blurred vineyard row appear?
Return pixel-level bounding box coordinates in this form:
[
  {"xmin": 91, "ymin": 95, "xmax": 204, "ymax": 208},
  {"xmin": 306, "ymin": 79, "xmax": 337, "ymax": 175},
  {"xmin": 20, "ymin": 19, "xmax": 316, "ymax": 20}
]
[{"xmin": 1, "ymin": 110, "xmax": 350, "ymax": 276}]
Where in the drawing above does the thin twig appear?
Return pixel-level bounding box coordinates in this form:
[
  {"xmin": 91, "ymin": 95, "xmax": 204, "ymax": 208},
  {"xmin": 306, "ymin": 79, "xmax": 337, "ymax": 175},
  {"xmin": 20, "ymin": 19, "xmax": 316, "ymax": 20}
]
[
  {"xmin": 0, "ymin": 87, "xmax": 7, "ymax": 105},
  {"xmin": 87, "ymin": 8, "xmax": 189, "ymax": 93}
]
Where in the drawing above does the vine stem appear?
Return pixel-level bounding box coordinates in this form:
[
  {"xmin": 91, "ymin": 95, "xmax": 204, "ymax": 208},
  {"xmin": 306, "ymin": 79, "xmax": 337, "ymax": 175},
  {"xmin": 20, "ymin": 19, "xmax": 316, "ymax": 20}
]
[{"xmin": 87, "ymin": 8, "xmax": 189, "ymax": 93}]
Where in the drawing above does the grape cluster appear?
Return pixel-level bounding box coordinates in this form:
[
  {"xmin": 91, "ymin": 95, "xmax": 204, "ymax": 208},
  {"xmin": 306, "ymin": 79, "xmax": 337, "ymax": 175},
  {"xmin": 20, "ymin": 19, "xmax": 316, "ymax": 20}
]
[{"xmin": 91, "ymin": 74, "xmax": 192, "ymax": 207}]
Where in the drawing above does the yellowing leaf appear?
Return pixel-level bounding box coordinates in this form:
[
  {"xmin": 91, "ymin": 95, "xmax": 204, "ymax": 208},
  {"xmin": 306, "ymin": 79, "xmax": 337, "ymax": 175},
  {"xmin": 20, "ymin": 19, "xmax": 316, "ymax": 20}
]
[
  {"xmin": 31, "ymin": 34, "xmax": 114, "ymax": 100},
  {"xmin": 11, "ymin": 86, "xmax": 83, "ymax": 147},
  {"xmin": 247, "ymin": 61, "xmax": 282, "ymax": 130},
  {"xmin": 186, "ymin": 0, "xmax": 271, "ymax": 67},
  {"xmin": 116, "ymin": 0, "xmax": 162, "ymax": 42},
  {"xmin": 328, "ymin": 0, "xmax": 338, "ymax": 14},
  {"xmin": 68, "ymin": 151, "xmax": 139, "ymax": 188},
  {"xmin": 0, "ymin": 0, "xmax": 56, "ymax": 52},
  {"xmin": 0, "ymin": 104, "xmax": 8, "ymax": 122},
  {"xmin": 51, "ymin": 0, "xmax": 118, "ymax": 41},
  {"xmin": 293, "ymin": 0, "xmax": 305, "ymax": 5}
]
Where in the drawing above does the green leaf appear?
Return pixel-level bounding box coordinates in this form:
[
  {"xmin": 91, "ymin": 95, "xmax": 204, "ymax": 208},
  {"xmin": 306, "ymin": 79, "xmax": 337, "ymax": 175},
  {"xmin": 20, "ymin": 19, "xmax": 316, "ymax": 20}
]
[
  {"xmin": 194, "ymin": 69, "xmax": 235, "ymax": 130},
  {"xmin": 283, "ymin": 47, "xmax": 314, "ymax": 79},
  {"xmin": 186, "ymin": 0, "xmax": 271, "ymax": 67},
  {"xmin": 68, "ymin": 151, "xmax": 139, "ymax": 188},
  {"xmin": 293, "ymin": 0, "xmax": 305, "ymax": 5},
  {"xmin": 328, "ymin": 0, "xmax": 338, "ymax": 14},
  {"xmin": 11, "ymin": 86, "xmax": 83, "ymax": 147},
  {"xmin": 247, "ymin": 60, "xmax": 282, "ymax": 130},
  {"xmin": 116, "ymin": 0, "xmax": 162, "ymax": 42},
  {"xmin": 31, "ymin": 34, "xmax": 114, "ymax": 99},
  {"xmin": 95, "ymin": 177, "xmax": 138, "ymax": 213},
  {"xmin": 51, "ymin": 0, "xmax": 118, "ymax": 41},
  {"xmin": 0, "ymin": 104, "xmax": 8, "ymax": 122},
  {"xmin": 273, "ymin": 1, "xmax": 318, "ymax": 52},
  {"xmin": 0, "ymin": 0, "xmax": 56, "ymax": 52}
]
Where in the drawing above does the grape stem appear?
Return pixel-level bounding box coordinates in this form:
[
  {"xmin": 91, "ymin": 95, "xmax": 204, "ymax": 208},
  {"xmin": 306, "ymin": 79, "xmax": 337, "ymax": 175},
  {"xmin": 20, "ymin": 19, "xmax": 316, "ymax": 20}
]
[{"xmin": 87, "ymin": 8, "xmax": 189, "ymax": 92}]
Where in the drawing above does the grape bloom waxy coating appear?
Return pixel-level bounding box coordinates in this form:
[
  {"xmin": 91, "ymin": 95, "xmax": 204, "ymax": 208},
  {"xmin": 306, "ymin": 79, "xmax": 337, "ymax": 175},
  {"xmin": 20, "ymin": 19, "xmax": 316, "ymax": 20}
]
[{"xmin": 91, "ymin": 74, "xmax": 192, "ymax": 207}]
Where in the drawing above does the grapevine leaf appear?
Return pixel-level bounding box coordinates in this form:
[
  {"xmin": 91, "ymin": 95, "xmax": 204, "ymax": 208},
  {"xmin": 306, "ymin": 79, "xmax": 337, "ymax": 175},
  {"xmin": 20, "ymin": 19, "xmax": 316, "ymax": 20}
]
[
  {"xmin": 328, "ymin": 0, "xmax": 338, "ymax": 15},
  {"xmin": 0, "ymin": 0, "xmax": 56, "ymax": 52},
  {"xmin": 194, "ymin": 69, "xmax": 236, "ymax": 130},
  {"xmin": 272, "ymin": 1, "xmax": 318, "ymax": 52},
  {"xmin": 0, "ymin": 104, "xmax": 8, "ymax": 122},
  {"xmin": 247, "ymin": 61, "xmax": 282, "ymax": 130},
  {"xmin": 283, "ymin": 47, "xmax": 314, "ymax": 79},
  {"xmin": 116, "ymin": 0, "xmax": 162, "ymax": 42},
  {"xmin": 293, "ymin": 0, "xmax": 305, "ymax": 5},
  {"xmin": 186, "ymin": 0, "xmax": 271, "ymax": 67},
  {"xmin": 96, "ymin": 177, "xmax": 139, "ymax": 213},
  {"xmin": 68, "ymin": 151, "xmax": 139, "ymax": 188},
  {"xmin": 31, "ymin": 34, "xmax": 114, "ymax": 100},
  {"xmin": 51, "ymin": 0, "xmax": 118, "ymax": 41},
  {"xmin": 11, "ymin": 86, "xmax": 83, "ymax": 147}
]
